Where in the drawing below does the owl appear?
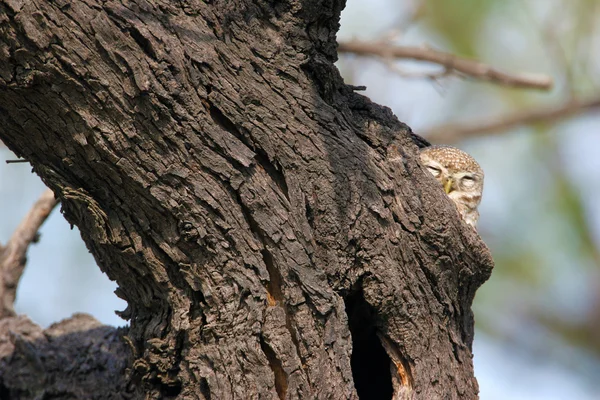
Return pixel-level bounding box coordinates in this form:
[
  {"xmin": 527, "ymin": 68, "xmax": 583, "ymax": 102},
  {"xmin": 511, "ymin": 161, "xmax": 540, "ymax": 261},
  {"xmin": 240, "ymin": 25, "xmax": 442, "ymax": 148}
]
[{"xmin": 419, "ymin": 145, "xmax": 484, "ymax": 228}]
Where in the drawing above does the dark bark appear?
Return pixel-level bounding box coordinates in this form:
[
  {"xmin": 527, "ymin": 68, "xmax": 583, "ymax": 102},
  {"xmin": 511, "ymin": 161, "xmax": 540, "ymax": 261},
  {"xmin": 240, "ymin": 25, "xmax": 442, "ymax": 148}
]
[
  {"xmin": 0, "ymin": 0, "xmax": 493, "ymax": 399},
  {"xmin": 0, "ymin": 314, "xmax": 131, "ymax": 399}
]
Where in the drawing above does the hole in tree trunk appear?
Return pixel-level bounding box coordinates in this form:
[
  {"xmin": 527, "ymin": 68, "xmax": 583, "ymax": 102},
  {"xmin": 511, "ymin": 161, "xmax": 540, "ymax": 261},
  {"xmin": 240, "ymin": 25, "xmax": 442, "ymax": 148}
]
[{"xmin": 345, "ymin": 288, "xmax": 393, "ymax": 400}]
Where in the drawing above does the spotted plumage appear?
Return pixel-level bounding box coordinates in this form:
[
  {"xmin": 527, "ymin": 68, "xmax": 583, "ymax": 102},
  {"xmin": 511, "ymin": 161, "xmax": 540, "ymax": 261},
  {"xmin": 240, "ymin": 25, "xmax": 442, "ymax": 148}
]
[{"xmin": 419, "ymin": 145, "xmax": 484, "ymax": 228}]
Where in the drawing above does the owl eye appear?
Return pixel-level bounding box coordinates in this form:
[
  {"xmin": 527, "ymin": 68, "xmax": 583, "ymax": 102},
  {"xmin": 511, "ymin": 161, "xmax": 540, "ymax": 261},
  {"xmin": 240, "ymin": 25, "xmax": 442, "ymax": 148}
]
[
  {"xmin": 461, "ymin": 176, "xmax": 476, "ymax": 188},
  {"xmin": 426, "ymin": 166, "xmax": 441, "ymax": 177}
]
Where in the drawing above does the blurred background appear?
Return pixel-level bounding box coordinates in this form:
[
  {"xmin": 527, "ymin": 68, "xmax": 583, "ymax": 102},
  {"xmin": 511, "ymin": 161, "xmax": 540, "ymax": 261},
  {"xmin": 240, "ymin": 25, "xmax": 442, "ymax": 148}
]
[{"xmin": 1, "ymin": 0, "xmax": 599, "ymax": 398}]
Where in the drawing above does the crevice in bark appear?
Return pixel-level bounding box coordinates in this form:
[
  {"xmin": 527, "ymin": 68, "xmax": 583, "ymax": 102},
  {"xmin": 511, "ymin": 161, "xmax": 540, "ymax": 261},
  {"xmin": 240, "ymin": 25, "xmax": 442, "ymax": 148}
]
[
  {"xmin": 304, "ymin": 193, "xmax": 315, "ymax": 230},
  {"xmin": 0, "ymin": 380, "xmax": 9, "ymax": 400},
  {"xmin": 158, "ymin": 380, "xmax": 182, "ymax": 399},
  {"xmin": 378, "ymin": 334, "xmax": 414, "ymax": 397},
  {"xmin": 259, "ymin": 335, "xmax": 288, "ymax": 400},
  {"xmin": 103, "ymin": 5, "xmax": 158, "ymax": 62},
  {"xmin": 206, "ymin": 98, "xmax": 289, "ymax": 203},
  {"xmin": 262, "ymin": 248, "xmax": 283, "ymax": 306},
  {"xmin": 345, "ymin": 288, "xmax": 394, "ymax": 400},
  {"xmin": 199, "ymin": 377, "xmax": 211, "ymax": 400},
  {"xmin": 190, "ymin": 289, "xmax": 207, "ymax": 325},
  {"xmin": 254, "ymin": 151, "xmax": 290, "ymax": 203},
  {"xmin": 128, "ymin": 27, "xmax": 157, "ymax": 61},
  {"xmin": 207, "ymin": 101, "xmax": 244, "ymax": 142}
]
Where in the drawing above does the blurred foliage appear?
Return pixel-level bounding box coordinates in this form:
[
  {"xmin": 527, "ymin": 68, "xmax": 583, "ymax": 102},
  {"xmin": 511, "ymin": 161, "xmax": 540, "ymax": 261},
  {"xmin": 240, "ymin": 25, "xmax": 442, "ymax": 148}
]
[{"xmin": 421, "ymin": 0, "xmax": 496, "ymax": 56}]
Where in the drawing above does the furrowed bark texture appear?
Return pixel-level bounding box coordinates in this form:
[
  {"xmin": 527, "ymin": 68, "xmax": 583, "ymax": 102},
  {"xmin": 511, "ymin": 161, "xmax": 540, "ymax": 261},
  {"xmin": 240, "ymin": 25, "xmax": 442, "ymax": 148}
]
[
  {"xmin": 0, "ymin": 314, "xmax": 131, "ymax": 398},
  {"xmin": 0, "ymin": 0, "xmax": 493, "ymax": 399}
]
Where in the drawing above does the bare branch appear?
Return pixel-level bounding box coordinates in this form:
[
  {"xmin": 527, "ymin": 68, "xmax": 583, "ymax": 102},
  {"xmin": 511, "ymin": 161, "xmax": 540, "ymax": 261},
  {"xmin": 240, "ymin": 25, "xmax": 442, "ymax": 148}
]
[
  {"xmin": 380, "ymin": 56, "xmax": 453, "ymax": 82},
  {"xmin": 422, "ymin": 96, "xmax": 600, "ymax": 143},
  {"xmin": 0, "ymin": 189, "xmax": 58, "ymax": 318},
  {"xmin": 338, "ymin": 40, "xmax": 554, "ymax": 90}
]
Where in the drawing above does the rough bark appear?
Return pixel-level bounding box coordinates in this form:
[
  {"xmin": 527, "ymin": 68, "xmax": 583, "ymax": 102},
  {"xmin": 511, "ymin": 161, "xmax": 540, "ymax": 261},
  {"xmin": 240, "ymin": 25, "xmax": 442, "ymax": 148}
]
[
  {"xmin": 0, "ymin": 314, "xmax": 131, "ymax": 399},
  {"xmin": 0, "ymin": 0, "xmax": 493, "ymax": 399}
]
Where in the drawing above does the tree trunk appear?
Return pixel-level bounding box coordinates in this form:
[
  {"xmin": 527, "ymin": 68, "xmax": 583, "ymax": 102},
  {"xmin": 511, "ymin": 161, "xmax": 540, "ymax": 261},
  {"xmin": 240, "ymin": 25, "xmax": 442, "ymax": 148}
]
[{"xmin": 0, "ymin": 0, "xmax": 493, "ymax": 399}]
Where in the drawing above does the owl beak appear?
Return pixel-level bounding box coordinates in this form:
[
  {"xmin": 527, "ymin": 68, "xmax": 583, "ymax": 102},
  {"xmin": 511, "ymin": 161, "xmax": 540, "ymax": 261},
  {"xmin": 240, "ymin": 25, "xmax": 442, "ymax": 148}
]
[{"xmin": 443, "ymin": 178, "xmax": 454, "ymax": 194}]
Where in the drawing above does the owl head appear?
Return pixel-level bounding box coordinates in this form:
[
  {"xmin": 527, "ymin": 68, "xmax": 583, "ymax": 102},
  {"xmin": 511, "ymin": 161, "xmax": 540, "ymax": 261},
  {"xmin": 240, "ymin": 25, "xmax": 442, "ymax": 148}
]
[{"xmin": 419, "ymin": 145, "xmax": 484, "ymax": 227}]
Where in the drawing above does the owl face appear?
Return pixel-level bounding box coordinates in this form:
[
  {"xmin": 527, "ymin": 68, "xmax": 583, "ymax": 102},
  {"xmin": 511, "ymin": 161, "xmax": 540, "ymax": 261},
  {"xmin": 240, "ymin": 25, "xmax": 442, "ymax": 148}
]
[{"xmin": 419, "ymin": 146, "xmax": 484, "ymax": 227}]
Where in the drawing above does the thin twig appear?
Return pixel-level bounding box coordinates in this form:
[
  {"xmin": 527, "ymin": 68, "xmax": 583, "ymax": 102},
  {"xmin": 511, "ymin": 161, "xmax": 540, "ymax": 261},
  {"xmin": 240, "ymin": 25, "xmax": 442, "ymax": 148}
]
[
  {"xmin": 0, "ymin": 189, "xmax": 58, "ymax": 318},
  {"xmin": 423, "ymin": 96, "xmax": 600, "ymax": 144},
  {"xmin": 381, "ymin": 56, "xmax": 452, "ymax": 81},
  {"xmin": 338, "ymin": 40, "xmax": 553, "ymax": 90}
]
